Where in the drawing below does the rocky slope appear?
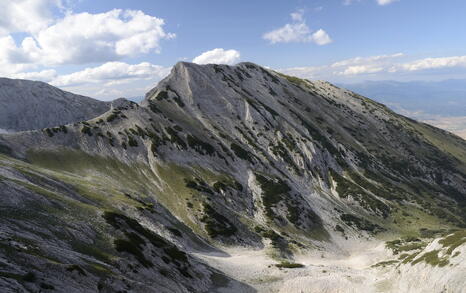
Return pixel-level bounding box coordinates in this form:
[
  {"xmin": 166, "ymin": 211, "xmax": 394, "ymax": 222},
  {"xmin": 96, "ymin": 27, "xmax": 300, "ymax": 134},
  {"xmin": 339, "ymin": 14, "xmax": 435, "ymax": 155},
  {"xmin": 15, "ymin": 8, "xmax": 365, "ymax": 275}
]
[
  {"xmin": 0, "ymin": 78, "xmax": 112, "ymax": 132},
  {"xmin": 0, "ymin": 62, "xmax": 465, "ymax": 292}
]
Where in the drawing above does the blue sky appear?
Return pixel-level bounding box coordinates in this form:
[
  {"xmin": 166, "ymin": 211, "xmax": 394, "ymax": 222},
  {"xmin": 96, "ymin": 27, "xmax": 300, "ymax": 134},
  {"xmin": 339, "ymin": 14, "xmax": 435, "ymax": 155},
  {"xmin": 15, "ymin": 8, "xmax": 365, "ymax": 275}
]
[{"xmin": 1, "ymin": 0, "xmax": 466, "ymax": 100}]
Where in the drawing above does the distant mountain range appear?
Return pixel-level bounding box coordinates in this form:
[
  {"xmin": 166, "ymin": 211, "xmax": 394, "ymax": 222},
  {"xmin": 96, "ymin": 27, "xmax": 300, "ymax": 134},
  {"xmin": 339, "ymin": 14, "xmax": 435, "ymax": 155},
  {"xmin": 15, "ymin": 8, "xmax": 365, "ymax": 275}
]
[
  {"xmin": 341, "ymin": 79, "xmax": 466, "ymax": 117},
  {"xmin": 341, "ymin": 79, "xmax": 466, "ymax": 139}
]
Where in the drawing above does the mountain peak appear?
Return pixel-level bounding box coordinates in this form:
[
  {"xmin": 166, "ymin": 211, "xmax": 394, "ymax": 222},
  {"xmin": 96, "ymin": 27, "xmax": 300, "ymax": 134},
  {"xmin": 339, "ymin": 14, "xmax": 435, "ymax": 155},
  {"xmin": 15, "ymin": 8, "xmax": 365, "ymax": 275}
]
[{"xmin": 1, "ymin": 62, "xmax": 465, "ymax": 293}]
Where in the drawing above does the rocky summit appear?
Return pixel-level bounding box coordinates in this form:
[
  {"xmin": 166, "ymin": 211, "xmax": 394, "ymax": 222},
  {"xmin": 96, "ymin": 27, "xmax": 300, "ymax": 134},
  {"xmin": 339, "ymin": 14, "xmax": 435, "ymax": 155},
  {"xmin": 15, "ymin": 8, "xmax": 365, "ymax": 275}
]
[{"xmin": 0, "ymin": 62, "xmax": 465, "ymax": 292}]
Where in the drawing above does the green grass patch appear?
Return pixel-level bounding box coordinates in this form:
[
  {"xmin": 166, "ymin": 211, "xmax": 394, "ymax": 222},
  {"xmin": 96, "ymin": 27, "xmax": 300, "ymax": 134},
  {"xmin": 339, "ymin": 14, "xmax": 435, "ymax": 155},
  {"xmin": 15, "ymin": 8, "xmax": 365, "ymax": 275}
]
[
  {"xmin": 438, "ymin": 230, "xmax": 466, "ymax": 255},
  {"xmin": 411, "ymin": 250, "xmax": 449, "ymax": 267}
]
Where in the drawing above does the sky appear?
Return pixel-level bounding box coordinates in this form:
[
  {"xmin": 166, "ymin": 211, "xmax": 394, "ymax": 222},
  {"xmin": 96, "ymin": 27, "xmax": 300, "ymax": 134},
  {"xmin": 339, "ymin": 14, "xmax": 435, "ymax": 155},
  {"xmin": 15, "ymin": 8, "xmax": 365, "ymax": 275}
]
[{"xmin": 1, "ymin": 0, "xmax": 466, "ymax": 100}]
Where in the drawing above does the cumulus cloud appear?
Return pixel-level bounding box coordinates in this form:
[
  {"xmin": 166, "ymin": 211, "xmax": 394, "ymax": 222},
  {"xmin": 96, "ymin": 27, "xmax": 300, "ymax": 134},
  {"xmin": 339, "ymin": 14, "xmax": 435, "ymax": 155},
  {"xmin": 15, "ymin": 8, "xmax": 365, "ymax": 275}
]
[
  {"xmin": 397, "ymin": 56, "xmax": 466, "ymax": 71},
  {"xmin": 340, "ymin": 65, "xmax": 384, "ymax": 75},
  {"xmin": 192, "ymin": 48, "xmax": 240, "ymax": 65},
  {"xmin": 10, "ymin": 69, "xmax": 57, "ymax": 82},
  {"xmin": 51, "ymin": 62, "xmax": 171, "ymax": 87},
  {"xmin": 331, "ymin": 53, "xmax": 404, "ymax": 67},
  {"xmin": 263, "ymin": 10, "xmax": 332, "ymax": 45},
  {"xmin": 278, "ymin": 53, "xmax": 466, "ymax": 82},
  {"xmin": 0, "ymin": 9, "xmax": 175, "ymax": 66},
  {"xmin": 331, "ymin": 53, "xmax": 404, "ymax": 76},
  {"xmin": 279, "ymin": 53, "xmax": 405, "ymax": 79},
  {"xmin": 0, "ymin": 2, "xmax": 175, "ymax": 100},
  {"xmin": 311, "ymin": 29, "xmax": 332, "ymax": 45},
  {"xmin": 0, "ymin": 0, "xmax": 59, "ymax": 36}
]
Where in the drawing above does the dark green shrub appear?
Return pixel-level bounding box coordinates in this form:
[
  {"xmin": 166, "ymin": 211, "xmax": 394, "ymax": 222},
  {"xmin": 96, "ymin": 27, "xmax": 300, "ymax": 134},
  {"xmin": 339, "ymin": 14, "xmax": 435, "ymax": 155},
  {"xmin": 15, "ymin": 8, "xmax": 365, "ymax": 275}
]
[
  {"xmin": 40, "ymin": 283, "xmax": 55, "ymax": 290},
  {"xmin": 230, "ymin": 143, "xmax": 253, "ymax": 163},
  {"xmin": 106, "ymin": 113, "xmax": 118, "ymax": 122},
  {"xmin": 201, "ymin": 204, "xmax": 237, "ymax": 238},
  {"xmin": 66, "ymin": 265, "xmax": 87, "ymax": 276},
  {"xmin": 187, "ymin": 135, "xmax": 215, "ymax": 155},
  {"xmin": 45, "ymin": 128, "xmax": 54, "ymax": 137},
  {"xmin": 114, "ymin": 238, "xmax": 153, "ymax": 267},
  {"xmin": 128, "ymin": 136, "xmax": 138, "ymax": 147},
  {"xmin": 275, "ymin": 262, "xmax": 304, "ymax": 269},
  {"xmin": 81, "ymin": 126, "xmax": 92, "ymax": 136},
  {"xmin": 22, "ymin": 272, "xmax": 36, "ymax": 282}
]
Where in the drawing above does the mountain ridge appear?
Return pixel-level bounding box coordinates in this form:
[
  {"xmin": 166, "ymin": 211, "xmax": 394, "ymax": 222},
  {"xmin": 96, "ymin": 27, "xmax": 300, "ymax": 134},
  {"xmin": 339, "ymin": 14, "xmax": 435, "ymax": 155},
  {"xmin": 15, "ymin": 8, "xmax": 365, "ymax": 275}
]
[
  {"xmin": 0, "ymin": 77, "xmax": 112, "ymax": 132},
  {"xmin": 0, "ymin": 61, "xmax": 465, "ymax": 292}
]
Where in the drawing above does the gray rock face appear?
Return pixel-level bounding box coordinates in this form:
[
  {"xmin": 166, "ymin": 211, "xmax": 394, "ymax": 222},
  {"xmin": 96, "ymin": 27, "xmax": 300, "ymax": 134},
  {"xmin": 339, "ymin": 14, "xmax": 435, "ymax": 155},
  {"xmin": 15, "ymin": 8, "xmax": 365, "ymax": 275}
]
[
  {"xmin": 0, "ymin": 78, "xmax": 111, "ymax": 131},
  {"xmin": 0, "ymin": 62, "xmax": 465, "ymax": 292}
]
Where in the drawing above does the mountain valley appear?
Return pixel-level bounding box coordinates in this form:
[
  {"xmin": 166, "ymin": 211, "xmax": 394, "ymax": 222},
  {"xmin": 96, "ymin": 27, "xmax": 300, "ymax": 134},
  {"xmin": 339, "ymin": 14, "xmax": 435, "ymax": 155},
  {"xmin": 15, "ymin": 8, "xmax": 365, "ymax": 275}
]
[{"xmin": 0, "ymin": 62, "xmax": 465, "ymax": 292}]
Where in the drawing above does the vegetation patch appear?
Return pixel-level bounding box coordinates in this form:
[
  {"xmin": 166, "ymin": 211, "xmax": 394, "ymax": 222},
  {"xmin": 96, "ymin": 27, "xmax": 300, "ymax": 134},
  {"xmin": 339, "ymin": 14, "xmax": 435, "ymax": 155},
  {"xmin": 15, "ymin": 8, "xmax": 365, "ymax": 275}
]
[
  {"xmin": 127, "ymin": 135, "xmax": 138, "ymax": 147},
  {"xmin": 166, "ymin": 127, "xmax": 187, "ymax": 149},
  {"xmin": 0, "ymin": 143, "xmax": 12, "ymax": 155},
  {"xmin": 438, "ymin": 230, "xmax": 466, "ymax": 255},
  {"xmin": 212, "ymin": 179, "xmax": 243, "ymax": 193},
  {"xmin": 187, "ymin": 135, "xmax": 215, "ymax": 155},
  {"xmin": 255, "ymin": 226, "xmax": 289, "ymax": 252},
  {"xmin": 255, "ymin": 173, "xmax": 290, "ymax": 219},
  {"xmin": 331, "ymin": 170, "xmax": 390, "ymax": 217},
  {"xmin": 371, "ymin": 260, "xmax": 398, "ymax": 268},
  {"xmin": 102, "ymin": 211, "xmax": 191, "ymax": 272},
  {"xmin": 66, "ymin": 264, "xmax": 87, "ymax": 276},
  {"xmin": 106, "ymin": 112, "xmax": 119, "ymax": 122},
  {"xmin": 45, "ymin": 128, "xmax": 54, "ymax": 137},
  {"xmin": 386, "ymin": 238, "xmax": 425, "ymax": 255},
  {"xmin": 340, "ymin": 213, "xmax": 382, "ymax": 233},
  {"xmin": 275, "ymin": 261, "xmax": 304, "ymax": 269},
  {"xmin": 230, "ymin": 143, "xmax": 254, "ymax": 163},
  {"xmin": 184, "ymin": 178, "xmax": 213, "ymax": 194},
  {"xmin": 81, "ymin": 126, "xmax": 92, "ymax": 136},
  {"xmin": 114, "ymin": 238, "xmax": 152, "ymax": 267},
  {"xmin": 173, "ymin": 96, "xmax": 185, "ymax": 108},
  {"xmin": 411, "ymin": 250, "xmax": 449, "ymax": 267},
  {"xmin": 155, "ymin": 90, "xmax": 169, "ymax": 101},
  {"xmin": 271, "ymin": 141, "xmax": 300, "ymax": 174},
  {"xmin": 200, "ymin": 203, "xmax": 237, "ymax": 238}
]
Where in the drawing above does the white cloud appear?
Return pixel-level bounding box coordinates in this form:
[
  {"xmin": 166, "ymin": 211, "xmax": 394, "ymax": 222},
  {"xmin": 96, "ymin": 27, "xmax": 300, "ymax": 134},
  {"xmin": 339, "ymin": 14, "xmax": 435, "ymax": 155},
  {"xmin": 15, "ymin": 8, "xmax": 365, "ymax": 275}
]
[
  {"xmin": 377, "ymin": 0, "xmax": 398, "ymax": 5},
  {"xmin": 263, "ymin": 10, "xmax": 331, "ymax": 45},
  {"xmin": 192, "ymin": 48, "xmax": 240, "ymax": 65},
  {"xmin": 278, "ymin": 53, "xmax": 466, "ymax": 82},
  {"xmin": 17, "ymin": 61, "xmax": 172, "ymax": 100},
  {"xmin": 0, "ymin": 9, "xmax": 175, "ymax": 66},
  {"xmin": 397, "ymin": 56, "xmax": 466, "ymax": 71},
  {"xmin": 0, "ymin": 0, "xmax": 59, "ymax": 36},
  {"xmin": 0, "ymin": 36, "xmax": 36, "ymax": 75},
  {"xmin": 331, "ymin": 53, "xmax": 404, "ymax": 68},
  {"xmin": 279, "ymin": 53, "xmax": 405, "ymax": 79},
  {"xmin": 10, "ymin": 69, "xmax": 57, "ymax": 81},
  {"xmin": 340, "ymin": 65, "xmax": 383, "ymax": 75},
  {"xmin": 263, "ymin": 23, "xmax": 312, "ymax": 44},
  {"xmin": 332, "ymin": 53, "xmax": 403, "ymax": 75},
  {"xmin": 290, "ymin": 9, "xmax": 305, "ymax": 22},
  {"xmin": 311, "ymin": 29, "xmax": 332, "ymax": 45},
  {"xmin": 51, "ymin": 62, "xmax": 171, "ymax": 87}
]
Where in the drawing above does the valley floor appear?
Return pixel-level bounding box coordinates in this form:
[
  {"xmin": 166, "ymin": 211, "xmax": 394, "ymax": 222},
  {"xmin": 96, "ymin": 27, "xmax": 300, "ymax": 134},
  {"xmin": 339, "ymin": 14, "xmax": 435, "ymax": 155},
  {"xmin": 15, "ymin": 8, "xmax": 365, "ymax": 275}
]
[{"xmin": 195, "ymin": 238, "xmax": 465, "ymax": 293}]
